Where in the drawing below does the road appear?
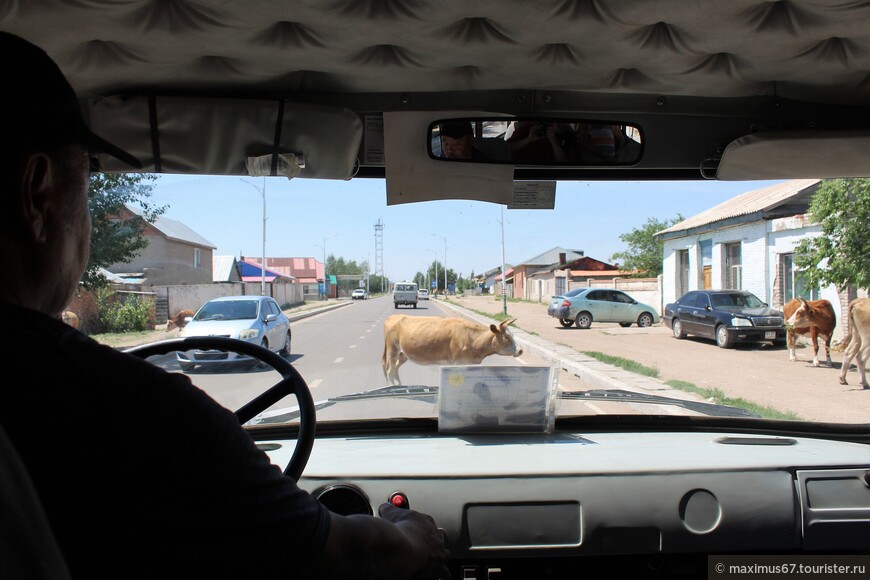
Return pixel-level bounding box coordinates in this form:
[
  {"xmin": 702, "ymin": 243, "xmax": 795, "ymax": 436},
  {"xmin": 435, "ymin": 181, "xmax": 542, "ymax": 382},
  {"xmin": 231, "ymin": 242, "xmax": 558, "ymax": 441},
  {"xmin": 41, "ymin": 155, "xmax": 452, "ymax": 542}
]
[{"xmin": 142, "ymin": 297, "xmax": 616, "ymax": 422}]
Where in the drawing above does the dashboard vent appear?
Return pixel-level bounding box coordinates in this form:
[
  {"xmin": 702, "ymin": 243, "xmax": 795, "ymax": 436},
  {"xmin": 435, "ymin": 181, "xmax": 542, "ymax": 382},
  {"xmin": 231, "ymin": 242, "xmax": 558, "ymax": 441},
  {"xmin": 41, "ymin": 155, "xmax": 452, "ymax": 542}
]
[{"xmin": 715, "ymin": 437, "xmax": 797, "ymax": 446}]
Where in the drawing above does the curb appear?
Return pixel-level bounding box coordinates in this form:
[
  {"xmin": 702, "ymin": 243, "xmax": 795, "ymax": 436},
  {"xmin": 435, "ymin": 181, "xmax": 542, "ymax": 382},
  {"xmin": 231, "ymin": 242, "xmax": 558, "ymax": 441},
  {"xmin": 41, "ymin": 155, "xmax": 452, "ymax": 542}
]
[{"xmin": 286, "ymin": 300, "xmax": 353, "ymax": 322}]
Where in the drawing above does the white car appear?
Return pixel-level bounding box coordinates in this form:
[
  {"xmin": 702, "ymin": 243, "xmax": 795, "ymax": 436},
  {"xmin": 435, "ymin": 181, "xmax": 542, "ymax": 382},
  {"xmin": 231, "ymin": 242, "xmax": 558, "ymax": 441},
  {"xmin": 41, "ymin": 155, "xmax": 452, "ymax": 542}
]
[
  {"xmin": 351, "ymin": 289, "xmax": 367, "ymax": 300},
  {"xmin": 417, "ymin": 289, "xmax": 429, "ymax": 300},
  {"xmin": 177, "ymin": 296, "xmax": 290, "ymax": 371}
]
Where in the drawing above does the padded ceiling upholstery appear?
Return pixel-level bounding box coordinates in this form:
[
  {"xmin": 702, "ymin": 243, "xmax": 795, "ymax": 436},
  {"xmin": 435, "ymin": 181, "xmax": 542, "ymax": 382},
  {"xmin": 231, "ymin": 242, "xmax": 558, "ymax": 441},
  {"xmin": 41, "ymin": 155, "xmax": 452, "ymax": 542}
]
[{"xmin": 4, "ymin": 0, "xmax": 870, "ymax": 104}]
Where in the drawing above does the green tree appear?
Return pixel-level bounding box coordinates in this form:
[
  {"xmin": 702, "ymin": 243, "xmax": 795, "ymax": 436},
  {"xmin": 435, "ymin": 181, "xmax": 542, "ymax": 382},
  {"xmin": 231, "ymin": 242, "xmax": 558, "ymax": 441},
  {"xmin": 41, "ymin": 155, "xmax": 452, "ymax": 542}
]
[
  {"xmin": 85, "ymin": 173, "xmax": 165, "ymax": 289},
  {"xmin": 611, "ymin": 214, "xmax": 684, "ymax": 277},
  {"xmin": 794, "ymin": 179, "xmax": 870, "ymax": 291}
]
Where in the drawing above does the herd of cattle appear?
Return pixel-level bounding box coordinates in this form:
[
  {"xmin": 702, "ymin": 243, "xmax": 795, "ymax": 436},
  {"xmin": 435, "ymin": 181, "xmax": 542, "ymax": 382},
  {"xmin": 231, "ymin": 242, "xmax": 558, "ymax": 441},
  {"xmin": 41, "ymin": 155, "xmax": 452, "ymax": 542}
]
[{"xmin": 784, "ymin": 297, "xmax": 869, "ymax": 388}]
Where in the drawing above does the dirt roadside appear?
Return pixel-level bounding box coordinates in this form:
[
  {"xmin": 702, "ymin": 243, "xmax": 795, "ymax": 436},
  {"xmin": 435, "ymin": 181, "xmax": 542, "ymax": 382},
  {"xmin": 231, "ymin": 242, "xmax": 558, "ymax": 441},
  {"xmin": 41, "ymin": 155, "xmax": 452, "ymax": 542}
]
[{"xmin": 445, "ymin": 295, "xmax": 870, "ymax": 424}]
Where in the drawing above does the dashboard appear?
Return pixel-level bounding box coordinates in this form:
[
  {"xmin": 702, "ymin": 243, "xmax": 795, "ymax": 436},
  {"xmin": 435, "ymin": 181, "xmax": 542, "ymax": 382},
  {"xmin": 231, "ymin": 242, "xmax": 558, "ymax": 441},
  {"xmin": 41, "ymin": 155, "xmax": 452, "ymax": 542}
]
[{"xmin": 258, "ymin": 430, "xmax": 870, "ymax": 577}]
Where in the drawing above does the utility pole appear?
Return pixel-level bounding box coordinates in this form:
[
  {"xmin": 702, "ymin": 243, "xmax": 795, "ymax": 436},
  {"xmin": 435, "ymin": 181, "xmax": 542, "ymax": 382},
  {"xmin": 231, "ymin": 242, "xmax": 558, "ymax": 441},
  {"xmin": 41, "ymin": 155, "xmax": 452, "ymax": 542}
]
[
  {"xmin": 431, "ymin": 233, "xmax": 447, "ymax": 295},
  {"xmin": 500, "ymin": 205, "xmax": 507, "ymax": 316},
  {"xmin": 240, "ymin": 178, "xmax": 267, "ymax": 295},
  {"xmin": 374, "ymin": 218, "xmax": 384, "ymax": 294}
]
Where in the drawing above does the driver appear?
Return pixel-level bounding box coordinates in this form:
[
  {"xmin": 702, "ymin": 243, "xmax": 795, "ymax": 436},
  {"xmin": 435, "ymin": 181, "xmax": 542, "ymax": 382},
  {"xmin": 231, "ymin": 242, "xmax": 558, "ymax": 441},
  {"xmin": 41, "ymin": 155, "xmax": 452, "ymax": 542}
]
[{"xmin": 0, "ymin": 31, "xmax": 449, "ymax": 580}]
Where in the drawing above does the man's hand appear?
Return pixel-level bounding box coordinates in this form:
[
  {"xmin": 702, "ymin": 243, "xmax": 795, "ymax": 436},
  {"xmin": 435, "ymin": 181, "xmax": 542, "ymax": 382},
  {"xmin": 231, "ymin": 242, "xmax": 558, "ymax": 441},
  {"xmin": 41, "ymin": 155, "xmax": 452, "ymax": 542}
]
[{"xmin": 378, "ymin": 503, "xmax": 450, "ymax": 579}]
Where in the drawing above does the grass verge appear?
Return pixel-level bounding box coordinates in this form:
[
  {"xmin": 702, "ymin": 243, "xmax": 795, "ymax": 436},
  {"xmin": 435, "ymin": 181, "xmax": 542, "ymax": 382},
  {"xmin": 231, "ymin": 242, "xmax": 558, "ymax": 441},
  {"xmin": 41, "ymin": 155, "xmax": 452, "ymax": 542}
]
[
  {"xmin": 664, "ymin": 380, "xmax": 803, "ymax": 420},
  {"xmin": 581, "ymin": 351, "xmax": 660, "ymax": 378}
]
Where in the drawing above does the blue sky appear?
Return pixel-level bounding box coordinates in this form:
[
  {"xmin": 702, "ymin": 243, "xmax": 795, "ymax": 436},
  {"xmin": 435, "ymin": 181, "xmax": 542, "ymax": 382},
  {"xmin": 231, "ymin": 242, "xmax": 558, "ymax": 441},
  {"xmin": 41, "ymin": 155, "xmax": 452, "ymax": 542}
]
[{"xmin": 149, "ymin": 175, "xmax": 785, "ymax": 282}]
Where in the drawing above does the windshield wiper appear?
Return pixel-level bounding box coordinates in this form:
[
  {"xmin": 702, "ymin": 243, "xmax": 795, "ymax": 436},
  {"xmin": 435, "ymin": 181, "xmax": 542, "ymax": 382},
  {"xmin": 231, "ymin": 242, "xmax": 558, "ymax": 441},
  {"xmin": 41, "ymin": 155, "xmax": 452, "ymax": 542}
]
[
  {"xmin": 247, "ymin": 385, "xmax": 754, "ymax": 425},
  {"xmin": 560, "ymin": 389, "xmax": 757, "ymax": 418}
]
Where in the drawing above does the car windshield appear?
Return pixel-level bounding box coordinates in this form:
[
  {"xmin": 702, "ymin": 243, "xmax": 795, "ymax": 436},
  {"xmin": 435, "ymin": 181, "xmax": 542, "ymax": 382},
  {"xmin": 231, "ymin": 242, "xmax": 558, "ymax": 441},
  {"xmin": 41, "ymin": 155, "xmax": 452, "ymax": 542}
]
[
  {"xmin": 19, "ymin": 3, "xmax": 865, "ymax": 434},
  {"xmin": 711, "ymin": 293, "xmax": 766, "ymax": 309},
  {"xmin": 194, "ymin": 300, "xmax": 259, "ymax": 321}
]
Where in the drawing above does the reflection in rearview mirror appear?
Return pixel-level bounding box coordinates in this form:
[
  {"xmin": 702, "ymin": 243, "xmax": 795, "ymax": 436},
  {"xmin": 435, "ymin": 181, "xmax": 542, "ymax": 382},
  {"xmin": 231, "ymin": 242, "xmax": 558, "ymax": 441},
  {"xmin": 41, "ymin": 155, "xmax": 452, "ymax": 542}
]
[{"xmin": 429, "ymin": 118, "xmax": 642, "ymax": 166}]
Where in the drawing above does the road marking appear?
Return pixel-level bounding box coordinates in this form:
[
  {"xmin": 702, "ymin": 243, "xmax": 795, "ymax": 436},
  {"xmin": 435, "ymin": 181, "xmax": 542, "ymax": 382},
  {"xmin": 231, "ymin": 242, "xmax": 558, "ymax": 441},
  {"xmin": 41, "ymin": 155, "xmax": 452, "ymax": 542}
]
[
  {"xmin": 308, "ymin": 379, "xmax": 322, "ymax": 389},
  {"xmin": 334, "ymin": 357, "xmax": 344, "ymax": 363},
  {"xmin": 516, "ymin": 357, "xmax": 528, "ymax": 365},
  {"xmin": 359, "ymin": 336, "xmax": 366, "ymax": 339},
  {"xmin": 349, "ymin": 344, "xmax": 357, "ymax": 349}
]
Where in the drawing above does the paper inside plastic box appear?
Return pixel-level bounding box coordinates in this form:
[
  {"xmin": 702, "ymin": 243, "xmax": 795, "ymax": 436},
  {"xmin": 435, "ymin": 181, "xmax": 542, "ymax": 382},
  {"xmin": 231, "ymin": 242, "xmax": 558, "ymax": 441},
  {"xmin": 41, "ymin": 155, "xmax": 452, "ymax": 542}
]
[{"xmin": 438, "ymin": 366, "xmax": 559, "ymax": 434}]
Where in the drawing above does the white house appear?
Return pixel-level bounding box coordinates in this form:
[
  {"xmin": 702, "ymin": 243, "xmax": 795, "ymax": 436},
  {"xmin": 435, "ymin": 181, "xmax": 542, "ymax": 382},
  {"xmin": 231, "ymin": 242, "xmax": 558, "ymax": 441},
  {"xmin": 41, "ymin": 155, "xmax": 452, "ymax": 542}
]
[{"xmin": 655, "ymin": 179, "xmax": 852, "ymax": 339}]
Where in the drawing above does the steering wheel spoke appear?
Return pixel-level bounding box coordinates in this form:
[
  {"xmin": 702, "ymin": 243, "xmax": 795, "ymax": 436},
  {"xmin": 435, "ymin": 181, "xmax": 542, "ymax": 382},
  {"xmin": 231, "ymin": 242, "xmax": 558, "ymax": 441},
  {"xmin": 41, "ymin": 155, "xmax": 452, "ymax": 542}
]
[{"xmin": 126, "ymin": 337, "xmax": 315, "ymax": 480}]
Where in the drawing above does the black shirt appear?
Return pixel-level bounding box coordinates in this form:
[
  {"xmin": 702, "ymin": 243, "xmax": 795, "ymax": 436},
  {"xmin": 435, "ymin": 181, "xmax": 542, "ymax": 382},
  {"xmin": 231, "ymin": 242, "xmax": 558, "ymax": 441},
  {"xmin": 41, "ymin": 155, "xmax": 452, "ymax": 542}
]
[{"xmin": 0, "ymin": 302, "xmax": 330, "ymax": 578}]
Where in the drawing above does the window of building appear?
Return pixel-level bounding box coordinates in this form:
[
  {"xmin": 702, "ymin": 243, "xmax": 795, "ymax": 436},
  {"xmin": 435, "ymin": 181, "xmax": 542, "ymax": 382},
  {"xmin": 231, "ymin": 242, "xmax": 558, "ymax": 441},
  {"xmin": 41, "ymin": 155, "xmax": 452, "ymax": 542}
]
[
  {"xmin": 724, "ymin": 242, "xmax": 742, "ymax": 289},
  {"xmin": 781, "ymin": 253, "xmax": 818, "ymax": 302},
  {"xmin": 194, "ymin": 248, "xmax": 201, "ymax": 269},
  {"xmin": 699, "ymin": 240, "xmax": 712, "ymax": 289}
]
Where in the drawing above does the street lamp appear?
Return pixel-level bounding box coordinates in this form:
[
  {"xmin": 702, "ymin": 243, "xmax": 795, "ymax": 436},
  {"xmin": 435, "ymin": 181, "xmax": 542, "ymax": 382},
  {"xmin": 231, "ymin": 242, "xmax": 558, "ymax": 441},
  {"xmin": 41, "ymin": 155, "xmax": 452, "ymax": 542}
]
[
  {"xmin": 240, "ymin": 177, "xmax": 267, "ymax": 296},
  {"xmin": 427, "ymin": 248, "xmax": 438, "ymax": 294},
  {"xmin": 431, "ymin": 233, "xmax": 447, "ymax": 295},
  {"xmin": 315, "ymin": 233, "xmax": 337, "ymax": 300}
]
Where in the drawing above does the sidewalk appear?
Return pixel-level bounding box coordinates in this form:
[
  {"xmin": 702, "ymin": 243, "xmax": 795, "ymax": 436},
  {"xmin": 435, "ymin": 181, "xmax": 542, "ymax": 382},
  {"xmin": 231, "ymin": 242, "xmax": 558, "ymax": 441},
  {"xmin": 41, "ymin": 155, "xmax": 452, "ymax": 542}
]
[
  {"xmin": 435, "ymin": 295, "xmax": 711, "ymax": 407},
  {"xmin": 437, "ymin": 295, "xmax": 869, "ymax": 423}
]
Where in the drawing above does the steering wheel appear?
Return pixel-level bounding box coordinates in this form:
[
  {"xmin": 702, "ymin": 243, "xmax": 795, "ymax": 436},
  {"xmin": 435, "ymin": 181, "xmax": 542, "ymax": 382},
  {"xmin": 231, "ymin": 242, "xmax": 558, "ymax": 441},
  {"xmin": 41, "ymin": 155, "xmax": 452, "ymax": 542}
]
[{"xmin": 126, "ymin": 337, "xmax": 315, "ymax": 481}]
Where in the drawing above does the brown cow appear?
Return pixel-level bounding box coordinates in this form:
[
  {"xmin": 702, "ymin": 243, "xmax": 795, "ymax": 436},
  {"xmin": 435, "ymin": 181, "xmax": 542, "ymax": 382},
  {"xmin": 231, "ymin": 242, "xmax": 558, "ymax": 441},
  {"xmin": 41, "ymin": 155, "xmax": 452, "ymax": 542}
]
[
  {"xmin": 166, "ymin": 309, "xmax": 195, "ymax": 331},
  {"xmin": 61, "ymin": 310, "xmax": 79, "ymax": 329},
  {"xmin": 382, "ymin": 315, "xmax": 523, "ymax": 385},
  {"xmin": 784, "ymin": 297, "xmax": 836, "ymax": 367},
  {"xmin": 838, "ymin": 298, "xmax": 870, "ymax": 389}
]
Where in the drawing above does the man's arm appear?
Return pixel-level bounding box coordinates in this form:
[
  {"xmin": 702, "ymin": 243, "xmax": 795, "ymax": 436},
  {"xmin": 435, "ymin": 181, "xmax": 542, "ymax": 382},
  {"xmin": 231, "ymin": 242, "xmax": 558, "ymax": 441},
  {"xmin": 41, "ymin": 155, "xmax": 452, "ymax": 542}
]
[{"xmin": 303, "ymin": 503, "xmax": 449, "ymax": 580}]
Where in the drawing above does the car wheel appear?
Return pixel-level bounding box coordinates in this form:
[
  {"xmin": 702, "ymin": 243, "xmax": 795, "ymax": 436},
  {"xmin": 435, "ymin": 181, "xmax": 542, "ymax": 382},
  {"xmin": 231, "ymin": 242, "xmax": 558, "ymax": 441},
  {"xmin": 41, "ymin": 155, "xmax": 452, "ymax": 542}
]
[
  {"xmin": 619, "ymin": 322, "xmax": 632, "ymax": 328},
  {"xmin": 672, "ymin": 318, "xmax": 687, "ymax": 339},
  {"xmin": 575, "ymin": 311, "xmax": 592, "ymax": 329},
  {"xmin": 715, "ymin": 325, "xmax": 734, "ymax": 349},
  {"xmin": 559, "ymin": 318, "xmax": 574, "ymax": 328},
  {"xmin": 279, "ymin": 329, "xmax": 291, "ymax": 356},
  {"xmin": 637, "ymin": 313, "xmax": 654, "ymax": 327}
]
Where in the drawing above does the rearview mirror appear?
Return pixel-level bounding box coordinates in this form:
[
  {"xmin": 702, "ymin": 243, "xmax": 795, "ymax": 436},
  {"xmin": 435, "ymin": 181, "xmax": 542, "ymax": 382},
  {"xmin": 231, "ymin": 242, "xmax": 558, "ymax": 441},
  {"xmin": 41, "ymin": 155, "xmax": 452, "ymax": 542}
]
[{"xmin": 429, "ymin": 118, "xmax": 643, "ymax": 166}]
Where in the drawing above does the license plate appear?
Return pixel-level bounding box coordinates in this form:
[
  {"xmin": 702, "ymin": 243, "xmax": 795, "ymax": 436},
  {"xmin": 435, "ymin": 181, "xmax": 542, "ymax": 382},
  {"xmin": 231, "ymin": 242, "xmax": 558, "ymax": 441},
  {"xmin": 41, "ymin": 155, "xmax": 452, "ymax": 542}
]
[{"xmin": 765, "ymin": 331, "xmax": 776, "ymax": 339}]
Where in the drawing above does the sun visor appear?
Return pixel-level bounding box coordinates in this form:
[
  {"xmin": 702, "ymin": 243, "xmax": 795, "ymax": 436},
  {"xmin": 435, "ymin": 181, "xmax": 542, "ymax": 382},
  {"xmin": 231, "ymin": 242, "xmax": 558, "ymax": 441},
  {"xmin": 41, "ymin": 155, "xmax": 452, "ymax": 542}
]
[
  {"xmin": 717, "ymin": 130, "xmax": 870, "ymax": 180},
  {"xmin": 384, "ymin": 111, "xmax": 514, "ymax": 206},
  {"xmin": 88, "ymin": 96, "xmax": 362, "ymax": 178}
]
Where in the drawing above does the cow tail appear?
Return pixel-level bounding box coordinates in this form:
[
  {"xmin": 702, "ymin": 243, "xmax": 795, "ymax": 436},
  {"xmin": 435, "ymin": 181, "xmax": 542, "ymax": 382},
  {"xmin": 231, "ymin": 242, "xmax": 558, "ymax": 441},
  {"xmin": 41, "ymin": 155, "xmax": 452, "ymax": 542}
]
[
  {"xmin": 381, "ymin": 341, "xmax": 388, "ymax": 380},
  {"xmin": 835, "ymin": 301, "xmax": 857, "ymax": 352}
]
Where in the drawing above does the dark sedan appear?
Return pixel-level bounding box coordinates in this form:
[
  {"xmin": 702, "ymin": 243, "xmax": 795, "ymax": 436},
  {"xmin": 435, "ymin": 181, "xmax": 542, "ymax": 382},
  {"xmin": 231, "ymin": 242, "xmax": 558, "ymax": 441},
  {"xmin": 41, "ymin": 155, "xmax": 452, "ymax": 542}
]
[{"xmin": 662, "ymin": 290, "xmax": 787, "ymax": 349}]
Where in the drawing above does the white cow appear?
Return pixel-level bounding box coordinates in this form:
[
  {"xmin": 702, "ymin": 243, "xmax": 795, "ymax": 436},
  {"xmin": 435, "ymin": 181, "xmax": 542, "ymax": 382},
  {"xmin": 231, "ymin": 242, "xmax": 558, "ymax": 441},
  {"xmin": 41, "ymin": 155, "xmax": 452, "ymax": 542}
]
[{"xmin": 838, "ymin": 298, "xmax": 870, "ymax": 389}]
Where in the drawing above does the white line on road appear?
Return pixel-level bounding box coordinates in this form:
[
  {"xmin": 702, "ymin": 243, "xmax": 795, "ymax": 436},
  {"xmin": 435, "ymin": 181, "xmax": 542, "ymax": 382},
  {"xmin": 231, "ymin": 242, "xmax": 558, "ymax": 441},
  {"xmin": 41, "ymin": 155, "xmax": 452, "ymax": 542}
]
[
  {"xmin": 334, "ymin": 357, "xmax": 344, "ymax": 363},
  {"xmin": 308, "ymin": 379, "xmax": 322, "ymax": 389},
  {"xmin": 349, "ymin": 345, "xmax": 357, "ymax": 349}
]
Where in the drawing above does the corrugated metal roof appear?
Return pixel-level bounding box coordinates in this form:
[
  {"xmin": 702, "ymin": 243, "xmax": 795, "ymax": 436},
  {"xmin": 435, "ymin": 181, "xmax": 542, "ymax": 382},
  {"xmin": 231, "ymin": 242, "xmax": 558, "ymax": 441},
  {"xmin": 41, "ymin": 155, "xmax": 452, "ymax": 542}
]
[
  {"xmin": 212, "ymin": 255, "xmax": 237, "ymax": 282},
  {"xmin": 655, "ymin": 179, "xmax": 820, "ymax": 236},
  {"xmin": 125, "ymin": 204, "xmax": 216, "ymax": 248},
  {"xmin": 518, "ymin": 247, "xmax": 584, "ymax": 266}
]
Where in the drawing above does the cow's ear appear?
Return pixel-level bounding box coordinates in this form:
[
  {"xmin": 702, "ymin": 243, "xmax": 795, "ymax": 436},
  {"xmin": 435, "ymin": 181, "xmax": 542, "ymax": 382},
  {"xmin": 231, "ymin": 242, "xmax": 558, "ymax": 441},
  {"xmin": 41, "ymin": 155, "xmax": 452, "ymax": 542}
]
[{"xmin": 490, "ymin": 324, "xmax": 499, "ymax": 333}]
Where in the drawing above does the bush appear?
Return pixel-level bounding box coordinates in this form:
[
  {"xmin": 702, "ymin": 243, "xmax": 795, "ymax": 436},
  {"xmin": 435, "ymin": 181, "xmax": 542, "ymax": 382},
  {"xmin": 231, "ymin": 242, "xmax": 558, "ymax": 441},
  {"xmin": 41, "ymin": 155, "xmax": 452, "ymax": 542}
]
[{"xmin": 95, "ymin": 289, "xmax": 154, "ymax": 333}]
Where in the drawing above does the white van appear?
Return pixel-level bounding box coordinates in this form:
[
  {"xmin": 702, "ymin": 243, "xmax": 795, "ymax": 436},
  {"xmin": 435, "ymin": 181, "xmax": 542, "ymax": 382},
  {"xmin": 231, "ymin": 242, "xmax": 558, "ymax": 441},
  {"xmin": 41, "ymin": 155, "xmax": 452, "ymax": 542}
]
[{"xmin": 393, "ymin": 282, "xmax": 418, "ymax": 309}]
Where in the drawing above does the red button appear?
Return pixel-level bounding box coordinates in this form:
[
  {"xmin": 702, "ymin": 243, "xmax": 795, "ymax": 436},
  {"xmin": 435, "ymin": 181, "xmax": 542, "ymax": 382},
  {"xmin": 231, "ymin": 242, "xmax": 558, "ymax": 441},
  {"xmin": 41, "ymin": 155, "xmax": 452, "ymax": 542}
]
[{"xmin": 390, "ymin": 493, "xmax": 408, "ymax": 508}]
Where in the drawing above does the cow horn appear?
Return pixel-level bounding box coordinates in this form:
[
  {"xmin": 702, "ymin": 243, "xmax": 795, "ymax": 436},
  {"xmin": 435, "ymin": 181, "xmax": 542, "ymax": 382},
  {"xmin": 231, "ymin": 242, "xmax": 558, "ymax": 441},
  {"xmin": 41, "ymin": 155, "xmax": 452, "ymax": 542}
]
[{"xmin": 500, "ymin": 317, "xmax": 516, "ymax": 328}]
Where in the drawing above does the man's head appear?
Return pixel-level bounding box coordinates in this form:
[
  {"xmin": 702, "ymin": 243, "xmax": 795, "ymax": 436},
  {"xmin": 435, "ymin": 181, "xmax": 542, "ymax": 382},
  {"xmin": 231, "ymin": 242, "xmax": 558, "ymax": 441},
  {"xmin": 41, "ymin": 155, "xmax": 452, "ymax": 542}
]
[
  {"xmin": 0, "ymin": 32, "xmax": 141, "ymax": 317},
  {"xmin": 439, "ymin": 122, "xmax": 474, "ymax": 159}
]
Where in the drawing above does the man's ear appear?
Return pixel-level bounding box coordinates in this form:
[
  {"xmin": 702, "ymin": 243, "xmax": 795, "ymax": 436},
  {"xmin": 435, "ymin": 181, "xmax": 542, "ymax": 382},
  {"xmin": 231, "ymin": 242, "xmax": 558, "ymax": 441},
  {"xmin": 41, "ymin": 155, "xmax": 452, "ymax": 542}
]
[{"xmin": 16, "ymin": 152, "xmax": 54, "ymax": 243}]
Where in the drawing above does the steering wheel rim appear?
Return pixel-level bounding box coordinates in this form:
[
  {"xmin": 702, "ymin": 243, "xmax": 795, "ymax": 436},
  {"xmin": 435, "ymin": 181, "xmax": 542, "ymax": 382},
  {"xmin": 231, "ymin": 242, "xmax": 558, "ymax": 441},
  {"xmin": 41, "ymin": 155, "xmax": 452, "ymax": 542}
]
[{"xmin": 126, "ymin": 337, "xmax": 315, "ymax": 481}]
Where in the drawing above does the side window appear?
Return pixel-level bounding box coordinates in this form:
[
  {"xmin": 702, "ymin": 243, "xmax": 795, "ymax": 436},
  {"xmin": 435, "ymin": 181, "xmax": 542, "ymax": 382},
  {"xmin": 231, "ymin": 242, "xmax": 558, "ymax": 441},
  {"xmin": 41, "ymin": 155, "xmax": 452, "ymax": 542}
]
[
  {"xmin": 588, "ymin": 290, "xmax": 606, "ymax": 301},
  {"xmin": 612, "ymin": 291, "xmax": 632, "ymax": 303},
  {"xmin": 681, "ymin": 293, "xmax": 698, "ymax": 308},
  {"xmin": 696, "ymin": 293, "xmax": 711, "ymax": 309},
  {"xmin": 194, "ymin": 247, "xmax": 202, "ymax": 269}
]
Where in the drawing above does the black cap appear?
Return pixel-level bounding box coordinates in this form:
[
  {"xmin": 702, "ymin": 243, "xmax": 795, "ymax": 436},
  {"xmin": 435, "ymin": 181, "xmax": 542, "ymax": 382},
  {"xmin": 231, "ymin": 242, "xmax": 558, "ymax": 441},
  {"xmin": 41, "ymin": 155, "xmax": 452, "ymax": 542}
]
[
  {"xmin": 0, "ymin": 31, "xmax": 142, "ymax": 169},
  {"xmin": 440, "ymin": 122, "xmax": 473, "ymax": 139}
]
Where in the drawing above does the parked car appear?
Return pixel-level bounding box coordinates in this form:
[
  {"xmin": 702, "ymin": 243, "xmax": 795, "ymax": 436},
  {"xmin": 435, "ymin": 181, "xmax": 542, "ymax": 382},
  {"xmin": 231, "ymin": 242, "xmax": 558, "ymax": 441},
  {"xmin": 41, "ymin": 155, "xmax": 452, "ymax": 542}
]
[
  {"xmin": 351, "ymin": 289, "xmax": 367, "ymax": 300},
  {"xmin": 663, "ymin": 290, "xmax": 787, "ymax": 349},
  {"xmin": 177, "ymin": 296, "xmax": 291, "ymax": 371},
  {"xmin": 417, "ymin": 289, "xmax": 429, "ymax": 300},
  {"xmin": 547, "ymin": 288, "xmax": 659, "ymax": 329}
]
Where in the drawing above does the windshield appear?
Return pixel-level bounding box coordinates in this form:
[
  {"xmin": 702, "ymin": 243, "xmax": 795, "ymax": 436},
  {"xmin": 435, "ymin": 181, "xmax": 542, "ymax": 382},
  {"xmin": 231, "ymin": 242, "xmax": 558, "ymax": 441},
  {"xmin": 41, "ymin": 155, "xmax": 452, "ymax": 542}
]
[
  {"xmin": 710, "ymin": 293, "xmax": 766, "ymax": 309},
  {"xmin": 95, "ymin": 176, "xmax": 868, "ymax": 428},
  {"xmin": 194, "ymin": 300, "xmax": 259, "ymax": 321}
]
